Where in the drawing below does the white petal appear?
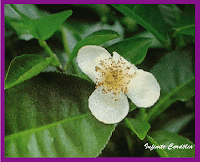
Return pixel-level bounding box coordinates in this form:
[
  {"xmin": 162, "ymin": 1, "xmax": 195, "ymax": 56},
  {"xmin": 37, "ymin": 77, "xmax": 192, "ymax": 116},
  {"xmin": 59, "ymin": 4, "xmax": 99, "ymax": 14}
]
[
  {"xmin": 127, "ymin": 69, "xmax": 160, "ymax": 108},
  {"xmin": 77, "ymin": 45, "xmax": 111, "ymax": 82},
  {"xmin": 113, "ymin": 51, "xmax": 138, "ymax": 71},
  {"xmin": 88, "ymin": 87, "xmax": 129, "ymax": 124}
]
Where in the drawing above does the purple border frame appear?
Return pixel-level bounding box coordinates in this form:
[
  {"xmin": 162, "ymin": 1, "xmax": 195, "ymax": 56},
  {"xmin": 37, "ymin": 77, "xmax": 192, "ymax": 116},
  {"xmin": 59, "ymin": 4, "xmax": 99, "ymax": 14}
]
[{"xmin": 1, "ymin": 0, "xmax": 198, "ymax": 161}]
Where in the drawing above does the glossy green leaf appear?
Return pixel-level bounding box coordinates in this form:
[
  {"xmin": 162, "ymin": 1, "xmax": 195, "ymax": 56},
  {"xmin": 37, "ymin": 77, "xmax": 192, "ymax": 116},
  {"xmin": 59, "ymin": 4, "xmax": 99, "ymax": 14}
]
[
  {"xmin": 5, "ymin": 73, "xmax": 116, "ymax": 157},
  {"xmin": 107, "ymin": 37, "xmax": 152, "ymax": 65},
  {"xmin": 148, "ymin": 47, "xmax": 195, "ymax": 121},
  {"xmin": 5, "ymin": 55, "xmax": 52, "ymax": 89},
  {"xmin": 112, "ymin": 4, "xmax": 171, "ymax": 49},
  {"xmin": 70, "ymin": 30, "xmax": 121, "ymax": 61},
  {"xmin": 125, "ymin": 118, "xmax": 150, "ymax": 140},
  {"xmin": 147, "ymin": 130, "xmax": 195, "ymax": 157},
  {"xmin": 5, "ymin": 115, "xmax": 115, "ymax": 157}
]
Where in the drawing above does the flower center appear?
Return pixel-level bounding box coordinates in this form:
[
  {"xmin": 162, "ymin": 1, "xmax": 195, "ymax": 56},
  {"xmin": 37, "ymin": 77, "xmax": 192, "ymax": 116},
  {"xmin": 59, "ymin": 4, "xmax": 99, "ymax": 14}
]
[{"xmin": 95, "ymin": 57, "xmax": 135, "ymax": 99}]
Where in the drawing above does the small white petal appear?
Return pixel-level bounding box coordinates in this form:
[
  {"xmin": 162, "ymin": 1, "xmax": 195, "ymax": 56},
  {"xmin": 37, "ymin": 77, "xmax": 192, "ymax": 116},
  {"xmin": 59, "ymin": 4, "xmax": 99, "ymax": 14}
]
[
  {"xmin": 77, "ymin": 45, "xmax": 111, "ymax": 82},
  {"xmin": 88, "ymin": 87, "xmax": 129, "ymax": 124},
  {"xmin": 113, "ymin": 51, "xmax": 138, "ymax": 71},
  {"xmin": 127, "ymin": 69, "xmax": 160, "ymax": 108}
]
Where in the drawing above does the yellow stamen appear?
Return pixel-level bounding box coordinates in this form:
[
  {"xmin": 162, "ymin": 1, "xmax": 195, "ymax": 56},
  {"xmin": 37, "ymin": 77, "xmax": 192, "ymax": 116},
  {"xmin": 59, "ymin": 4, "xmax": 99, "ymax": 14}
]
[{"xmin": 95, "ymin": 57, "xmax": 136, "ymax": 98}]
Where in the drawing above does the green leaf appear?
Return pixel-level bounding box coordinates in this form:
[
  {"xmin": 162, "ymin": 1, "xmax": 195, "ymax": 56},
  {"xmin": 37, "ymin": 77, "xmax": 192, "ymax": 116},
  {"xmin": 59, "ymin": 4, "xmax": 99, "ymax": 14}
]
[
  {"xmin": 23, "ymin": 10, "xmax": 73, "ymax": 40},
  {"xmin": 147, "ymin": 130, "xmax": 195, "ymax": 157},
  {"xmin": 5, "ymin": 73, "xmax": 116, "ymax": 157},
  {"xmin": 9, "ymin": 20, "xmax": 34, "ymax": 41},
  {"xmin": 174, "ymin": 8, "xmax": 195, "ymax": 37},
  {"xmin": 107, "ymin": 37, "xmax": 152, "ymax": 65},
  {"xmin": 7, "ymin": 8, "xmax": 72, "ymax": 41},
  {"xmin": 135, "ymin": 31, "xmax": 164, "ymax": 48},
  {"xmin": 5, "ymin": 4, "xmax": 22, "ymax": 20},
  {"xmin": 175, "ymin": 24, "xmax": 195, "ymax": 36},
  {"xmin": 179, "ymin": 9, "xmax": 195, "ymax": 28},
  {"xmin": 5, "ymin": 115, "xmax": 115, "ymax": 157},
  {"xmin": 146, "ymin": 135, "xmax": 169, "ymax": 157},
  {"xmin": 158, "ymin": 4, "xmax": 181, "ymax": 28},
  {"xmin": 5, "ymin": 55, "xmax": 52, "ymax": 89},
  {"xmin": 34, "ymin": 10, "xmax": 73, "ymax": 40},
  {"xmin": 148, "ymin": 47, "xmax": 195, "ymax": 121},
  {"xmin": 125, "ymin": 118, "xmax": 151, "ymax": 140},
  {"xmin": 7, "ymin": 4, "xmax": 70, "ymax": 41},
  {"xmin": 112, "ymin": 4, "xmax": 171, "ymax": 49},
  {"xmin": 160, "ymin": 114, "xmax": 194, "ymax": 133},
  {"xmin": 5, "ymin": 4, "xmax": 40, "ymax": 20},
  {"xmin": 129, "ymin": 101, "xmax": 137, "ymax": 112},
  {"xmin": 69, "ymin": 30, "xmax": 121, "ymax": 61}
]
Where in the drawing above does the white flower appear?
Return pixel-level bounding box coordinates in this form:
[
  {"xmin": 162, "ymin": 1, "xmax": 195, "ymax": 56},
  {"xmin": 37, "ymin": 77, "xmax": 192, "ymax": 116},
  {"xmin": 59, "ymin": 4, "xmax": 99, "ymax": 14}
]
[{"xmin": 77, "ymin": 45, "xmax": 160, "ymax": 124}]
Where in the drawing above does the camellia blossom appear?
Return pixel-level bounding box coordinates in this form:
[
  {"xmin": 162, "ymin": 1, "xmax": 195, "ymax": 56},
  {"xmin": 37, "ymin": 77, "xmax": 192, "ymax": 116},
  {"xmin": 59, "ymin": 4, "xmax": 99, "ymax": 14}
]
[{"xmin": 77, "ymin": 45, "xmax": 160, "ymax": 124}]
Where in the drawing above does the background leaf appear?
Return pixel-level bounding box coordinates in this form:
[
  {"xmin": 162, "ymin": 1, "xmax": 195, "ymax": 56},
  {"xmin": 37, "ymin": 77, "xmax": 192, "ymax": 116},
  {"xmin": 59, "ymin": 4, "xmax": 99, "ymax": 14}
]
[
  {"xmin": 112, "ymin": 4, "xmax": 171, "ymax": 49},
  {"xmin": 135, "ymin": 31, "xmax": 164, "ymax": 48},
  {"xmin": 175, "ymin": 24, "xmax": 195, "ymax": 36},
  {"xmin": 69, "ymin": 30, "xmax": 121, "ymax": 61},
  {"xmin": 125, "ymin": 118, "xmax": 151, "ymax": 140},
  {"xmin": 148, "ymin": 47, "xmax": 195, "ymax": 121},
  {"xmin": 173, "ymin": 5, "xmax": 195, "ymax": 41},
  {"xmin": 147, "ymin": 130, "xmax": 195, "ymax": 157},
  {"xmin": 107, "ymin": 37, "xmax": 152, "ymax": 65},
  {"xmin": 159, "ymin": 114, "xmax": 194, "ymax": 133},
  {"xmin": 158, "ymin": 4, "xmax": 181, "ymax": 28},
  {"xmin": 5, "ymin": 72, "xmax": 116, "ymax": 157},
  {"xmin": 5, "ymin": 55, "xmax": 52, "ymax": 89},
  {"xmin": 178, "ymin": 6, "xmax": 195, "ymax": 28}
]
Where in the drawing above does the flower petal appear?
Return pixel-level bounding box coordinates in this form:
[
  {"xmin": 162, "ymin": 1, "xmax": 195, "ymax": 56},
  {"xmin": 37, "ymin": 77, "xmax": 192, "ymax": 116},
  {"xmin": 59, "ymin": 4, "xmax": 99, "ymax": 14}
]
[
  {"xmin": 77, "ymin": 45, "xmax": 111, "ymax": 82},
  {"xmin": 113, "ymin": 51, "xmax": 138, "ymax": 72},
  {"xmin": 127, "ymin": 69, "xmax": 160, "ymax": 108},
  {"xmin": 88, "ymin": 87, "xmax": 129, "ymax": 124}
]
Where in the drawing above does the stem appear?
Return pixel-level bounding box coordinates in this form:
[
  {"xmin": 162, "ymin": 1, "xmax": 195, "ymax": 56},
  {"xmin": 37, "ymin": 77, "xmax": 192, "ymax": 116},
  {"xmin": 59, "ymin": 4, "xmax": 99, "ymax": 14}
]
[
  {"xmin": 59, "ymin": 26, "xmax": 75, "ymax": 72},
  {"xmin": 38, "ymin": 39, "xmax": 63, "ymax": 71},
  {"xmin": 11, "ymin": 4, "xmax": 63, "ymax": 72},
  {"xmin": 38, "ymin": 39, "xmax": 55, "ymax": 58},
  {"xmin": 60, "ymin": 26, "xmax": 71, "ymax": 57}
]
